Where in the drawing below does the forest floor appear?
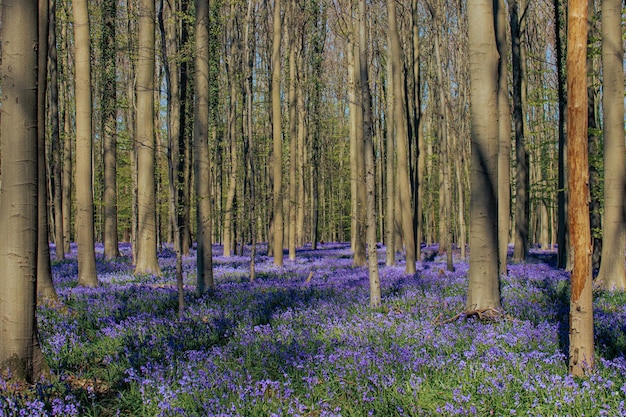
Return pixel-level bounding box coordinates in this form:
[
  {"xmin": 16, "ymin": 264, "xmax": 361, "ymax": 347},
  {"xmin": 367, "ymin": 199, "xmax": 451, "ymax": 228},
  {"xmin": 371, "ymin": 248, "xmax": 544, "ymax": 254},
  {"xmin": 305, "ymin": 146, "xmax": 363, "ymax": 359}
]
[{"xmin": 1, "ymin": 242, "xmax": 625, "ymax": 416}]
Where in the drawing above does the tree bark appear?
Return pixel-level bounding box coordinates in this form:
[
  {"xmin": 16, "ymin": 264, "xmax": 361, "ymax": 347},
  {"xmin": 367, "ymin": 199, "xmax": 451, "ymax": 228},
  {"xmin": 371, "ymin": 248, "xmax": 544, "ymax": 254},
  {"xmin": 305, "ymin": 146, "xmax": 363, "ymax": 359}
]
[
  {"xmin": 0, "ymin": 0, "xmax": 47, "ymax": 381},
  {"xmin": 194, "ymin": 0, "xmax": 215, "ymax": 293},
  {"xmin": 495, "ymin": 0, "xmax": 511, "ymax": 275},
  {"xmin": 596, "ymin": 0, "xmax": 626, "ymax": 290},
  {"xmin": 566, "ymin": 0, "xmax": 594, "ymax": 377},
  {"xmin": 74, "ymin": 0, "xmax": 99, "ymax": 287},
  {"xmin": 389, "ymin": 0, "xmax": 416, "ymax": 274},
  {"xmin": 102, "ymin": 0, "xmax": 119, "ymax": 260},
  {"xmin": 466, "ymin": 0, "xmax": 501, "ymax": 311},
  {"xmin": 135, "ymin": 0, "xmax": 162, "ymax": 275},
  {"xmin": 287, "ymin": 1, "xmax": 298, "ymax": 261}
]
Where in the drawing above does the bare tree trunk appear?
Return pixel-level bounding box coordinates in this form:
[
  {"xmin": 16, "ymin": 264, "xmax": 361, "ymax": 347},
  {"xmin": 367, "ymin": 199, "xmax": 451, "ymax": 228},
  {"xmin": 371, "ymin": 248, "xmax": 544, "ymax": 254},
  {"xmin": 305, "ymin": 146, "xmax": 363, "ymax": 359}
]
[
  {"xmin": 135, "ymin": 0, "xmax": 162, "ymax": 275},
  {"xmin": 495, "ymin": 0, "xmax": 511, "ymax": 274},
  {"xmin": 287, "ymin": 1, "xmax": 298, "ymax": 261},
  {"xmin": 388, "ymin": 0, "xmax": 415, "ymax": 274},
  {"xmin": 194, "ymin": 0, "xmax": 214, "ymax": 293},
  {"xmin": 37, "ymin": 0, "xmax": 58, "ymax": 301},
  {"xmin": 511, "ymin": 0, "xmax": 529, "ymax": 262},
  {"xmin": 352, "ymin": 38, "xmax": 367, "ymax": 267},
  {"xmin": 566, "ymin": 0, "xmax": 594, "ymax": 377},
  {"xmin": 0, "ymin": 0, "xmax": 47, "ymax": 382},
  {"xmin": 596, "ymin": 0, "xmax": 626, "ymax": 291},
  {"xmin": 466, "ymin": 0, "xmax": 501, "ymax": 311},
  {"xmin": 102, "ymin": 0, "xmax": 119, "ymax": 260},
  {"xmin": 74, "ymin": 0, "xmax": 99, "ymax": 287},
  {"xmin": 385, "ymin": 53, "xmax": 395, "ymax": 266}
]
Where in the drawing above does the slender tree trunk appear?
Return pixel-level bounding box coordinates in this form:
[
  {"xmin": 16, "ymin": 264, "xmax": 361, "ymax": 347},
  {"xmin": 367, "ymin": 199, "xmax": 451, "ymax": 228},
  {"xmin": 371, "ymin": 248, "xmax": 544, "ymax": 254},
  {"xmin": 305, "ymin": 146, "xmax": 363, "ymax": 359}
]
[
  {"xmin": 288, "ymin": 3, "xmax": 298, "ymax": 261},
  {"xmin": 566, "ymin": 0, "xmax": 594, "ymax": 377},
  {"xmin": 352, "ymin": 38, "xmax": 367, "ymax": 266},
  {"xmin": 511, "ymin": 0, "xmax": 529, "ymax": 262},
  {"xmin": 388, "ymin": 0, "xmax": 416, "ymax": 274},
  {"xmin": 596, "ymin": 0, "xmax": 625, "ymax": 290},
  {"xmin": 412, "ymin": 0, "xmax": 424, "ymax": 262},
  {"xmin": 49, "ymin": 0, "xmax": 64, "ymax": 262},
  {"xmin": 37, "ymin": 0, "xmax": 57, "ymax": 301},
  {"xmin": 495, "ymin": 0, "xmax": 511, "ymax": 274},
  {"xmin": 466, "ymin": 0, "xmax": 501, "ymax": 312},
  {"xmin": 135, "ymin": 0, "xmax": 161, "ymax": 275},
  {"xmin": 194, "ymin": 0, "xmax": 214, "ymax": 293},
  {"xmin": 359, "ymin": 0, "xmax": 380, "ymax": 307},
  {"xmin": 74, "ymin": 0, "xmax": 99, "ymax": 287},
  {"xmin": 102, "ymin": 0, "xmax": 119, "ymax": 260},
  {"xmin": 0, "ymin": 0, "xmax": 48, "ymax": 382},
  {"xmin": 385, "ymin": 53, "xmax": 395, "ymax": 266}
]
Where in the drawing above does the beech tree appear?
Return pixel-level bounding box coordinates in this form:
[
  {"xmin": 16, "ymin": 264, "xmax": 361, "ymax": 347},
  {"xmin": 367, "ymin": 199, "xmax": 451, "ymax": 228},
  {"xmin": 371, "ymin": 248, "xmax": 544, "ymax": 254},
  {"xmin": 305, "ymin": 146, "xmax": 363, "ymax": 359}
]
[
  {"xmin": 271, "ymin": 0, "xmax": 284, "ymax": 266},
  {"xmin": 596, "ymin": 0, "xmax": 625, "ymax": 291},
  {"xmin": 466, "ymin": 0, "xmax": 501, "ymax": 312},
  {"xmin": 135, "ymin": 0, "xmax": 162, "ymax": 275},
  {"xmin": 566, "ymin": 0, "xmax": 593, "ymax": 377},
  {"xmin": 0, "ymin": 0, "xmax": 48, "ymax": 381},
  {"xmin": 74, "ymin": 0, "xmax": 99, "ymax": 287}
]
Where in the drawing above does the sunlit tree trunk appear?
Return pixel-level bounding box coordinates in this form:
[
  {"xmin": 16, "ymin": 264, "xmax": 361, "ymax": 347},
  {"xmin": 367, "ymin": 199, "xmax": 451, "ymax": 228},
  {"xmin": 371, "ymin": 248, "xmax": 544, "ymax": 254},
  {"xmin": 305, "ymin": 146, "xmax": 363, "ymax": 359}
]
[
  {"xmin": 596, "ymin": 0, "xmax": 626, "ymax": 291},
  {"xmin": 385, "ymin": 53, "xmax": 395, "ymax": 266},
  {"xmin": 135, "ymin": 0, "xmax": 161, "ymax": 275},
  {"xmin": 102, "ymin": 0, "xmax": 119, "ymax": 260},
  {"xmin": 388, "ymin": 0, "xmax": 415, "ymax": 274},
  {"xmin": 566, "ymin": 0, "xmax": 593, "ymax": 377},
  {"xmin": 287, "ymin": 1, "xmax": 298, "ymax": 261},
  {"xmin": 195, "ymin": 0, "xmax": 214, "ymax": 293},
  {"xmin": 495, "ymin": 0, "xmax": 511, "ymax": 275},
  {"xmin": 0, "ymin": 0, "xmax": 48, "ymax": 381},
  {"xmin": 74, "ymin": 0, "xmax": 99, "ymax": 287},
  {"xmin": 271, "ymin": 0, "xmax": 284, "ymax": 265},
  {"xmin": 466, "ymin": 0, "xmax": 501, "ymax": 312},
  {"xmin": 352, "ymin": 37, "xmax": 367, "ymax": 267}
]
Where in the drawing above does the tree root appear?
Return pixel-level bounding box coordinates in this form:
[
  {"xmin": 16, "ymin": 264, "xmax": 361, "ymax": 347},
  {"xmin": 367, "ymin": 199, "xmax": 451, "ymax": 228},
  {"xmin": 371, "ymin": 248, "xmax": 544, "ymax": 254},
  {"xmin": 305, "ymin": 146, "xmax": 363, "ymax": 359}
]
[{"xmin": 433, "ymin": 307, "xmax": 518, "ymax": 325}]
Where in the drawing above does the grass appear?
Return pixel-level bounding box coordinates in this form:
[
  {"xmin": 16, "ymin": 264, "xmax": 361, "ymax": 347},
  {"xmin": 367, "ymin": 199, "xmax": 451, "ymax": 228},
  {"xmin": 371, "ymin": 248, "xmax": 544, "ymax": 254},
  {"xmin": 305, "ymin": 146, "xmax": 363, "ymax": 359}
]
[{"xmin": 1, "ymin": 242, "xmax": 625, "ymax": 416}]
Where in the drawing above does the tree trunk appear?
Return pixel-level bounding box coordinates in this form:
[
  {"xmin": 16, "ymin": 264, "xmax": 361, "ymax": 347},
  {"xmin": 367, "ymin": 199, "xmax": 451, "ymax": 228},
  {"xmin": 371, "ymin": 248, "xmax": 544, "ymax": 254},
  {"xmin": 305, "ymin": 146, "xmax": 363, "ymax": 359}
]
[
  {"xmin": 135, "ymin": 0, "xmax": 162, "ymax": 275},
  {"xmin": 49, "ymin": 0, "xmax": 64, "ymax": 262},
  {"xmin": 287, "ymin": 2, "xmax": 298, "ymax": 261},
  {"xmin": 352, "ymin": 38, "xmax": 367, "ymax": 267},
  {"xmin": 194, "ymin": 0, "xmax": 215, "ymax": 293},
  {"xmin": 566, "ymin": 0, "xmax": 594, "ymax": 377},
  {"xmin": 596, "ymin": 0, "xmax": 626, "ymax": 290},
  {"xmin": 388, "ymin": 0, "xmax": 416, "ymax": 274},
  {"xmin": 511, "ymin": 0, "xmax": 529, "ymax": 262},
  {"xmin": 37, "ymin": 0, "xmax": 58, "ymax": 301},
  {"xmin": 359, "ymin": 0, "xmax": 381, "ymax": 308},
  {"xmin": 102, "ymin": 0, "xmax": 119, "ymax": 260},
  {"xmin": 0, "ymin": 0, "xmax": 48, "ymax": 382},
  {"xmin": 495, "ymin": 0, "xmax": 511, "ymax": 274},
  {"xmin": 466, "ymin": 0, "xmax": 501, "ymax": 311},
  {"xmin": 385, "ymin": 53, "xmax": 395, "ymax": 266},
  {"xmin": 74, "ymin": 0, "xmax": 99, "ymax": 287},
  {"xmin": 271, "ymin": 0, "xmax": 284, "ymax": 265}
]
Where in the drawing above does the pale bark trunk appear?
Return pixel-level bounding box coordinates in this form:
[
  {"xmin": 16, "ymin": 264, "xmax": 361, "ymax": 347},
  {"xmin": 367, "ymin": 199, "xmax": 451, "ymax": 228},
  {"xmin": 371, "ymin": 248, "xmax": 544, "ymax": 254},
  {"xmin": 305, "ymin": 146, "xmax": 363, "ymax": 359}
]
[
  {"xmin": 596, "ymin": 0, "xmax": 626, "ymax": 290},
  {"xmin": 466, "ymin": 0, "xmax": 501, "ymax": 311},
  {"xmin": 495, "ymin": 0, "xmax": 511, "ymax": 274},
  {"xmin": 389, "ymin": 0, "xmax": 416, "ymax": 274},
  {"xmin": 288, "ymin": 4, "xmax": 298, "ymax": 261},
  {"xmin": 0, "ymin": 0, "xmax": 44, "ymax": 382},
  {"xmin": 352, "ymin": 38, "xmax": 366, "ymax": 267},
  {"xmin": 135, "ymin": 0, "xmax": 161, "ymax": 275},
  {"xmin": 412, "ymin": 0, "xmax": 424, "ymax": 262},
  {"xmin": 566, "ymin": 0, "xmax": 594, "ymax": 376},
  {"xmin": 74, "ymin": 0, "xmax": 99, "ymax": 287},
  {"xmin": 271, "ymin": 0, "xmax": 284, "ymax": 265},
  {"xmin": 102, "ymin": 0, "xmax": 119, "ymax": 260},
  {"xmin": 348, "ymin": 40, "xmax": 358, "ymax": 253},
  {"xmin": 385, "ymin": 52, "xmax": 395, "ymax": 266},
  {"xmin": 195, "ymin": 0, "xmax": 214, "ymax": 293}
]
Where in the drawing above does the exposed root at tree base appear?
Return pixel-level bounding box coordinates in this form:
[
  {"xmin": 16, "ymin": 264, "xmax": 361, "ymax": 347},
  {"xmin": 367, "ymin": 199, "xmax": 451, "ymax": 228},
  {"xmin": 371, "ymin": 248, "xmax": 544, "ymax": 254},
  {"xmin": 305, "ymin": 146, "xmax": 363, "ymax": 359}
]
[{"xmin": 433, "ymin": 308, "xmax": 518, "ymax": 325}]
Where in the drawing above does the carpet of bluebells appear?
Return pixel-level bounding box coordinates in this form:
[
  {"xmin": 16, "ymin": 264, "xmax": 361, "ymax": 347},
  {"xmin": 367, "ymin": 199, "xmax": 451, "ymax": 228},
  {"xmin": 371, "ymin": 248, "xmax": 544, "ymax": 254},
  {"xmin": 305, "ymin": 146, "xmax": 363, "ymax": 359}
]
[{"xmin": 1, "ymin": 242, "xmax": 625, "ymax": 416}]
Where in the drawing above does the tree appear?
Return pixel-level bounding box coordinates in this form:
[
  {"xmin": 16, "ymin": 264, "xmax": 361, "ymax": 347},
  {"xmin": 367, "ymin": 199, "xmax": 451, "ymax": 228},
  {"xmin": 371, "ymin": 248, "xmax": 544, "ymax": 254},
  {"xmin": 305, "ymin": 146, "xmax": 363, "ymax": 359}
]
[
  {"xmin": 388, "ymin": 0, "xmax": 416, "ymax": 274},
  {"xmin": 135, "ymin": 0, "xmax": 162, "ymax": 275},
  {"xmin": 102, "ymin": 0, "xmax": 120, "ymax": 260},
  {"xmin": 74, "ymin": 0, "xmax": 99, "ymax": 287},
  {"xmin": 596, "ymin": 0, "xmax": 625, "ymax": 291},
  {"xmin": 566, "ymin": 0, "xmax": 593, "ymax": 377},
  {"xmin": 37, "ymin": 0, "xmax": 58, "ymax": 301},
  {"xmin": 195, "ymin": 0, "xmax": 215, "ymax": 293},
  {"xmin": 271, "ymin": 0, "xmax": 284, "ymax": 266},
  {"xmin": 360, "ymin": 0, "xmax": 380, "ymax": 307},
  {"xmin": 495, "ymin": 0, "xmax": 511, "ymax": 275},
  {"xmin": 466, "ymin": 0, "xmax": 501, "ymax": 312},
  {"xmin": 0, "ymin": 0, "xmax": 47, "ymax": 381}
]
